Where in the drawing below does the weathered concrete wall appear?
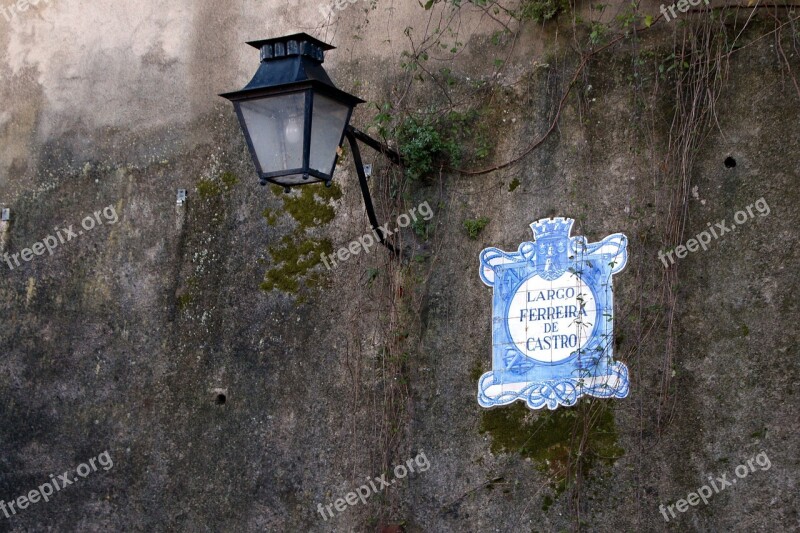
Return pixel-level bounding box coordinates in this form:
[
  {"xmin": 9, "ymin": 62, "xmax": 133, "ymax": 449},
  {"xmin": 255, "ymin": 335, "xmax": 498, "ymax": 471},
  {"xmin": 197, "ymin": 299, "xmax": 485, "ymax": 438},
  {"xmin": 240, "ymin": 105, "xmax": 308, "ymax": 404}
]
[{"xmin": 0, "ymin": 0, "xmax": 797, "ymax": 531}]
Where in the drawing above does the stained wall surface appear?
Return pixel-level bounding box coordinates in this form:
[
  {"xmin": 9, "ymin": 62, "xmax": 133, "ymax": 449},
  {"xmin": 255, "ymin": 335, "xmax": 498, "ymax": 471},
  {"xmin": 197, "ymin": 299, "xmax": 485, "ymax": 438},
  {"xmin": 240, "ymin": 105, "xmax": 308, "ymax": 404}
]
[{"xmin": 0, "ymin": 0, "xmax": 797, "ymax": 531}]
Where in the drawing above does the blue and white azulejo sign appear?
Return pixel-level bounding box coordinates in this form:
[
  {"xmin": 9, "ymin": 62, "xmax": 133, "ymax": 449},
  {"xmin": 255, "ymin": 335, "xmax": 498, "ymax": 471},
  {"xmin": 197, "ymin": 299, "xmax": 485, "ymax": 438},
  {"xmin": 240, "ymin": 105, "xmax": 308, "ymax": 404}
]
[{"xmin": 478, "ymin": 217, "xmax": 629, "ymax": 410}]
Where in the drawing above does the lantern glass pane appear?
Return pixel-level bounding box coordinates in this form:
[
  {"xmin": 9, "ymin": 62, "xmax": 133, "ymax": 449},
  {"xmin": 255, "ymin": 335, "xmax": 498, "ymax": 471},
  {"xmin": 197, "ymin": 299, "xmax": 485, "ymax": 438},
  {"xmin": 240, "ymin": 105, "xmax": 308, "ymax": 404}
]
[
  {"xmin": 309, "ymin": 94, "xmax": 351, "ymax": 175},
  {"xmin": 238, "ymin": 92, "xmax": 306, "ymax": 174}
]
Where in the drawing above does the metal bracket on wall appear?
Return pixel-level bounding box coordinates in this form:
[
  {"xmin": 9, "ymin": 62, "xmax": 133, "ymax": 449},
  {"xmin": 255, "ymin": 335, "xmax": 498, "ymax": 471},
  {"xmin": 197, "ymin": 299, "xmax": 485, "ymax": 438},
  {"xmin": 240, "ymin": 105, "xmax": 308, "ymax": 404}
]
[{"xmin": 344, "ymin": 126, "xmax": 402, "ymax": 255}]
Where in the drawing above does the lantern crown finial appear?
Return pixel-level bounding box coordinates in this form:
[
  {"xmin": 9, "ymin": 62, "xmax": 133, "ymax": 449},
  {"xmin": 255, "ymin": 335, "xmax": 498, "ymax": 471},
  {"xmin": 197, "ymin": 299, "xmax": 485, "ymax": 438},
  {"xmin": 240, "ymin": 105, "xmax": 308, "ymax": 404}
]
[{"xmin": 245, "ymin": 33, "xmax": 334, "ymax": 64}]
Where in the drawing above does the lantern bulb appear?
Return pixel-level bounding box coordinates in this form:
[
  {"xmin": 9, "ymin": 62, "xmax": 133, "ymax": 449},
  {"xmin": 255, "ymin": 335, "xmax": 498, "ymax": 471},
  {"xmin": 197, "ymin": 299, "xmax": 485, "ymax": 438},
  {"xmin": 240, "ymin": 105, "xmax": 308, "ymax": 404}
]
[{"xmin": 284, "ymin": 118, "xmax": 303, "ymax": 145}]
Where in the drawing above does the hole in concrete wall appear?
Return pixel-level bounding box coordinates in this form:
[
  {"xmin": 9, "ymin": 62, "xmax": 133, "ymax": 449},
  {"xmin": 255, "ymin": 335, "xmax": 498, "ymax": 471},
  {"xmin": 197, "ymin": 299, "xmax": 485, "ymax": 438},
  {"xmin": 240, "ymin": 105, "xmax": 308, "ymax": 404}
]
[
  {"xmin": 210, "ymin": 387, "xmax": 228, "ymax": 406},
  {"xmin": 724, "ymin": 156, "xmax": 737, "ymax": 168}
]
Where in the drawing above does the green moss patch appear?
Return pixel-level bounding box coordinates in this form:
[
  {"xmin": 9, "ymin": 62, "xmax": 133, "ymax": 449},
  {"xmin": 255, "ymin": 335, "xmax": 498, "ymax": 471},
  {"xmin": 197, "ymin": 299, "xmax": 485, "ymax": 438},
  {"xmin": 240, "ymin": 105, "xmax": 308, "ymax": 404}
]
[
  {"xmin": 261, "ymin": 236, "xmax": 333, "ymax": 294},
  {"xmin": 479, "ymin": 400, "xmax": 623, "ymax": 498},
  {"xmin": 260, "ymin": 183, "xmax": 343, "ymax": 296},
  {"xmin": 273, "ymin": 183, "xmax": 342, "ymax": 230},
  {"xmin": 262, "ymin": 208, "xmax": 279, "ymax": 227},
  {"xmin": 470, "ymin": 359, "xmax": 486, "ymax": 382},
  {"xmin": 220, "ymin": 171, "xmax": 239, "ymax": 188},
  {"xmin": 176, "ymin": 276, "xmax": 200, "ymax": 311},
  {"xmin": 197, "ymin": 172, "xmax": 239, "ymax": 200}
]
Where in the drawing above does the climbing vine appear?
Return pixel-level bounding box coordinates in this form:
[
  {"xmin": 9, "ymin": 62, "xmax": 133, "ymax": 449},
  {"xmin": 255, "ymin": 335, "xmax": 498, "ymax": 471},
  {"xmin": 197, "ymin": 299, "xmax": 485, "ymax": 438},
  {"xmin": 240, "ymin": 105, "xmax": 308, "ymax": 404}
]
[{"xmin": 351, "ymin": 0, "xmax": 800, "ymax": 529}]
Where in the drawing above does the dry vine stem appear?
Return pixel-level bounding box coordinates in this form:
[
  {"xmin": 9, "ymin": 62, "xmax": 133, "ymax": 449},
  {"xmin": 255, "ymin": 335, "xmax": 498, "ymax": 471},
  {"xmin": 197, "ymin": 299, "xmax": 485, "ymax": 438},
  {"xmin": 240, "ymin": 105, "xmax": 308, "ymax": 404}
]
[
  {"xmin": 452, "ymin": 14, "xmax": 666, "ymax": 177},
  {"xmin": 657, "ymin": 8, "xmax": 771, "ymax": 430},
  {"xmin": 452, "ymin": 2, "xmax": 795, "ymax": 178},
  {"xmin": 350, "ymin": 0, "xmax": 797, "ymax": 527}
]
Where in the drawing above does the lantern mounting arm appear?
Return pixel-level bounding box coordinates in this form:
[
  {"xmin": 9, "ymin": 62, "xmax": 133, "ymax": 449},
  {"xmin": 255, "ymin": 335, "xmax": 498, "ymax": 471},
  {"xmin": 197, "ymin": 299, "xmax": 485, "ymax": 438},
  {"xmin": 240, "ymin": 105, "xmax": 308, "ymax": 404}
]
[
  {"xmin": 345, "ymin": 125, "xmax": 402, "ymax": 166},
  {"xmin": 344, "ymin": 126, "xmax": 402, "ymax": 256}
]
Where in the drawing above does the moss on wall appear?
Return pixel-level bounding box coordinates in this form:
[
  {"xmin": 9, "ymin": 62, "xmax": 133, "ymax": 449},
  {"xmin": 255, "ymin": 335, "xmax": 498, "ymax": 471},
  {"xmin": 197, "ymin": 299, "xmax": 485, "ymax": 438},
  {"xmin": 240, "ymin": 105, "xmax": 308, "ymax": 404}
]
[
  {"xmin": 479, "ymin": 400, "xmax": 623, "ymax": 497},
  {"xmin": 261, "ymin": 236, "xmax": 333, "ymax": 294},
  {"xmin": 197, "ymin": 172, "xmax": 239, "ymax": 199},
  {"xmin": 261, "ymin": 183, "xmax": 343, "ymax": 297}
]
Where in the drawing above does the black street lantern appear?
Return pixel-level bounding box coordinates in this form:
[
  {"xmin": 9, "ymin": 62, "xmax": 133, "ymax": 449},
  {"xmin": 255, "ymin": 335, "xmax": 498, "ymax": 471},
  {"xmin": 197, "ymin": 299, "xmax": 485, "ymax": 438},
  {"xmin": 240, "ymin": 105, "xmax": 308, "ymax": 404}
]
[
  {"xmin": 220, "ymin": 33, "xmax": 364, "ymax": 189},
  {"xmin": 221, "ymin": 33, "xmax": 403, "ymax": 253}
]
